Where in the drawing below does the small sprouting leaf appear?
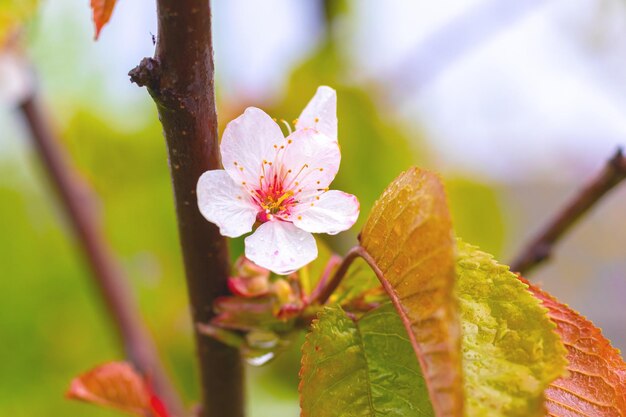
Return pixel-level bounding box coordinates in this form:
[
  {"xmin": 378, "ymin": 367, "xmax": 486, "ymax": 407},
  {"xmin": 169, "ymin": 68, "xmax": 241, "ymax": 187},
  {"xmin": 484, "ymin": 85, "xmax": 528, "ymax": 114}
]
[
  {"xmin": 67, "ymin": 361, "xmax": 166, "ymax": 417},
  {"xmin": 300, "ymin": 304, "xmax": 434, "ymax": 417},
  {"xmin": 212, "ymin": 295, "xmax": 294, "ymax": 333},
  {"xmin": 90, "ymin": 0, "xmax": 117, "ymax": 40},
  {"xmin": 359, "ymin": 167, "xmax": 463, "ymax": 416},
  {"xmin": 524, "ymin": 278, "xmax": 626, "ymax": 416},
  {"xmin": 456, "ymin": 241, "xmax": 567, "ymax": 416}
]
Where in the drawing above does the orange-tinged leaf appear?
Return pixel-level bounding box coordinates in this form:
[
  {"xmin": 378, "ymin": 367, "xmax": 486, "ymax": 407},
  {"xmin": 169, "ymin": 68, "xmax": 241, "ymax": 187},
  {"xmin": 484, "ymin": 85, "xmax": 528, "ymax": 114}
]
[
  {"xmin": 67, "ymin": 361, "xmax": 155, "ymax": 416},
  {"xmin": 524, "ymin": 279, "xmax": 626, "ymax": 416},
  {"xmin": 359, "ymin": 167, "xmax": 463, "ymax": 417},
  {"xmin": 90, "ymin": 0, "xmax": 117, "ymax": 39}
]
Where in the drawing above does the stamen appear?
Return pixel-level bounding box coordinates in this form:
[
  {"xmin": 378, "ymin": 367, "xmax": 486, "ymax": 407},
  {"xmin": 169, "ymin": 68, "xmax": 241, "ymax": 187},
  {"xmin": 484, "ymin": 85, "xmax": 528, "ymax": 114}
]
[{"xmin": 280, "ymin": 119, "xmax": 293, "ymax": 135}]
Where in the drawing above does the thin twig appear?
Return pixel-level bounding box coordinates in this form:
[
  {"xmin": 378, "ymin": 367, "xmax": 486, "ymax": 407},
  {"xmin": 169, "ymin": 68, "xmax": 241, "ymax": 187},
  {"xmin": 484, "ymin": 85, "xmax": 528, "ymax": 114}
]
[
  {"xmin": 18, "ymin": 94, "xmax": 184, "ymax": 414},
  {"xmin": 308, "ymin": 254, "xmax": 342, "ymax": 303},
  {"xmin": 130, "ymin": 2, "xmax": 244, "ymax": 416},
  {"xmin": 316, "ymin": 246, "xmax": 365, "ymax": 304},
  {"xmin": 510, "ymin": 147, "xmax": 626, "ymax": 276}
]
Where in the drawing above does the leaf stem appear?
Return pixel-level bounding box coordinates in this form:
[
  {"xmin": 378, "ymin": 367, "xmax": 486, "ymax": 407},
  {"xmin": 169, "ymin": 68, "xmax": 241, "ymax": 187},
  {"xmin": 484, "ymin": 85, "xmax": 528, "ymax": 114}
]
[
  {"xmin": 308, "ymin": 254, "xmax": 342, "ymax": 303},
  {"xmin": 17, "ymin": 93, "xmax": 183, "ymax": 414},
  {"xmin": 316, "ymin": 246, "xmax": 365, "ymax": 304},
  {"xmin": 510, "ymin": 147, "xmax": 626, "ymax": 275},
  {"xmin": 130, "ymin": 1, "xmax": 245, "ymax": 416}
]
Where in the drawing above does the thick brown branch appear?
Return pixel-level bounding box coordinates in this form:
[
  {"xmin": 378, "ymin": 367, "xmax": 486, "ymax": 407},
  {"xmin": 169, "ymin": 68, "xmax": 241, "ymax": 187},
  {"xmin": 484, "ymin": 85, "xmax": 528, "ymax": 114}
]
[
  {"xmin": 18, "ymin": 94, "xmax": 183, "ymax": 414},
  {"xmin": 510, "ymin": 148, "xmax": 626, "ymax": 275},
  {"xmin": 131, "ymin": 1, "xmax": 244, "ymax": 416}
]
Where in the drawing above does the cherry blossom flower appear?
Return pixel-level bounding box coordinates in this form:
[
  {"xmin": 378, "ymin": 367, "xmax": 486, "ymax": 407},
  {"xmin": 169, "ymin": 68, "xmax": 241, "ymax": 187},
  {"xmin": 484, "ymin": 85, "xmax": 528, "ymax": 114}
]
[{"xmin": 197, "ymin": 86, "xmax": 359, "ymax": 275}]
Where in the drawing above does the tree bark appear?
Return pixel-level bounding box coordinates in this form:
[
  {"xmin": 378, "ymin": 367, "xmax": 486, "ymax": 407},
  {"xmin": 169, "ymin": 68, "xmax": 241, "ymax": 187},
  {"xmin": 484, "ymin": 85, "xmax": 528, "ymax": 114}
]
[{"xmin": 130, "ymin": 2, "xmax": 245, "ymax": 416}]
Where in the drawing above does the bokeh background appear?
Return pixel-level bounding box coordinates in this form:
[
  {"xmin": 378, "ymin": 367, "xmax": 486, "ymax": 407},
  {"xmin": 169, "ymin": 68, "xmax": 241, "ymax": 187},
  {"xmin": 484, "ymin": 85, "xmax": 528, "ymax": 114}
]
[{"xmin": 1, "ymin": 0, "xmax": 625, "ymax": 416}]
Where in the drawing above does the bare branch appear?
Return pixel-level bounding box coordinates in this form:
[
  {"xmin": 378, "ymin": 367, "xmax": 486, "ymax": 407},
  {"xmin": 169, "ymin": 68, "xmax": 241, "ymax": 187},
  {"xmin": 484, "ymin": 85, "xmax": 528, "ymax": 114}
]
[
  {"xmin": 17, "ymin": 93, "xmax": 184, "ymax": 415},
  {"xmin": 510, "ymin": 148, "xmax": 626, "ymax": 276}
]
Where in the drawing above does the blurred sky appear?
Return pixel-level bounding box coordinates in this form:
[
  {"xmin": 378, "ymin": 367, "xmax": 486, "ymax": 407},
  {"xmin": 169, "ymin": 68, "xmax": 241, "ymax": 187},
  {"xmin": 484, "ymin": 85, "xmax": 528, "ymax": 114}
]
[{"xmin": 2, "ymin": 0, "xmax": 626, "ymax": 182}]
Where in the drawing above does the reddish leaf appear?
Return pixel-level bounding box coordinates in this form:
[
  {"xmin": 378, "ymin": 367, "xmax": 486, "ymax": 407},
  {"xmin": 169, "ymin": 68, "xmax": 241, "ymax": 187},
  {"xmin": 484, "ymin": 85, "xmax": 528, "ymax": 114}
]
[
  {"xmin": 524, "ymin": 279, "xmax": 626, "ymax": 416},
  {"xmin": 90, "ymin": 0, "xmax": 117, "ymax": 39},
  {"xmin": 67, "ymin": 361, "xmax": 168, "ymax": 417},
  {"xmin": 359, "ymin": 168, "xmax": 463, "ymax": 416},
  {"xmin": 149, "ymin": 394, "xmax": 170, "ymax": 417}
]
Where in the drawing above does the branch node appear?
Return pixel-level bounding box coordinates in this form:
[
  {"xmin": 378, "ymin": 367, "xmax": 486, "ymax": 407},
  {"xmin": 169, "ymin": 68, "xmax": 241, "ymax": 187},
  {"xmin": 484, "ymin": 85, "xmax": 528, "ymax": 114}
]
[{"xmin": 129, "ymin": 58, "xmax": 161, "ymax": 89}]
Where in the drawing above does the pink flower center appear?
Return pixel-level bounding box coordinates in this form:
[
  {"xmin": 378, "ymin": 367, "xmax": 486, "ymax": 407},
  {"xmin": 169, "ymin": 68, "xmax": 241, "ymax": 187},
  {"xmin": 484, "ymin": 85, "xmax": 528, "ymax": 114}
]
[
  {"xmin": 232, "ymin": 132, "xmax": 330, "ymax": 223},
  {"xmin": 255, "ymin": 185, "xmax": 296, "ymax": 222}
]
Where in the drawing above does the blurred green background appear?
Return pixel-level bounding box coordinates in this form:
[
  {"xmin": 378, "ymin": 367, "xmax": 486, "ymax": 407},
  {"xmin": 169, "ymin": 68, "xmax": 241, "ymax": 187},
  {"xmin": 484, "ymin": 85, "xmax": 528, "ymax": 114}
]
[{"xmin": 1, "ymin": 1, "xmax": 625, "ymax": 416}]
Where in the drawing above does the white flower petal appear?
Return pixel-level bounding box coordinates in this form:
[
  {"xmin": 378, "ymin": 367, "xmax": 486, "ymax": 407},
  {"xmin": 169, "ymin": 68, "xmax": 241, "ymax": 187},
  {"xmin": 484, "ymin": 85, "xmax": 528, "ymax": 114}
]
[
  {"xmin": 221, "ymin": 107, "xmax": 286, "ymax": 185},
  {"xmin": 292, "ymin": 190, "xmax": 359, "ymax": 235},
  {"xmin": 296, "ymin": 86, "xmax": 337, "ymax": 141},
  {"xmin": 244, "ymin": 221, "xmax": 317, "ymax": 275},
  {"xmin": 197, "ymin": 170, "xmax": 258, "ymax": 238},
  {"xmin": 281, "ymin": 128, "xmax": 340, "ymax": 193}
]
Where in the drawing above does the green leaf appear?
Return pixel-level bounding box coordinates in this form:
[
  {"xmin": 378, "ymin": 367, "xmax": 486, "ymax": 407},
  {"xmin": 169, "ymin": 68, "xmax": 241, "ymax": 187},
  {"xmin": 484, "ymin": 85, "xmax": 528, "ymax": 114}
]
[
  {"xmin": 300, "ymin": 304, "xmax": 434, "ymax": 417},
  {"xmin": 456, "ymin": 240, "xmax": 567, "ymax": 416},
  {"xmin": 301, "ymin": 167, "xmax": 567, "ymax": 416},
  {"xmin": 359, "ymin": 167, "xmax": 463, "ymax": 416}
]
